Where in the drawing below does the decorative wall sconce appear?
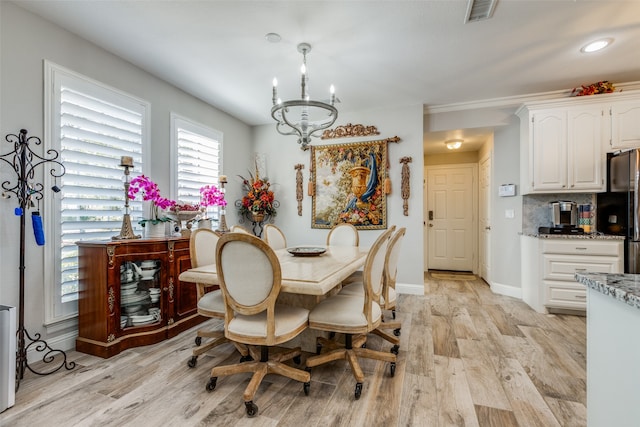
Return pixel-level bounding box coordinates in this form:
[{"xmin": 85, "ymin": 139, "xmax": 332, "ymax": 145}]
[
  {"xmin": 400, "ymin": 156, "xmax": 412, "ymax": 216},
  {"xmin": 295, "ymin": 164, "xmax": 304, "ymax": 216}
]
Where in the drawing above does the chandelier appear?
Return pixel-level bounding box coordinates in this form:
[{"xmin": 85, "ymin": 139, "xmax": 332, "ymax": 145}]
[{"xmin": 271, "ymin": 43, "xmax": 338, "ymax": 151}]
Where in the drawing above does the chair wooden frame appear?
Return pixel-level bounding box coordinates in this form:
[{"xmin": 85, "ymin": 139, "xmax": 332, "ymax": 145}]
[
  {"xmin": 371, "ymin": 227, "xmax": 406, "ymax": 351},
  {"xmin": 305, "ymin": 227, "xmax": 396, "ymax": 399},
  {"xmin": 207, "ymin": 233, "xmax": 310, "ymax": 417},
  {"xmin": 186, "ymin": 229, "xmax": 232, "ymax": 368},
  {"xmin": 230, "ymin": 224, "xmax": 251, "ymax": 234}
]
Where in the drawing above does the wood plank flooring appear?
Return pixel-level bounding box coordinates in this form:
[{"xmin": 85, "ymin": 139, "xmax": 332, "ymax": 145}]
[{"xmin": 0, "ymin": 272, "xmax": 586, "ymax": 426}]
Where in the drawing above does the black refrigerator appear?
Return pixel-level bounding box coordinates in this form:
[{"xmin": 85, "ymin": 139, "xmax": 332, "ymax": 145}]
[{"xmin": 596, "ymin": 149, "xmax": 640, "ymax": 273}]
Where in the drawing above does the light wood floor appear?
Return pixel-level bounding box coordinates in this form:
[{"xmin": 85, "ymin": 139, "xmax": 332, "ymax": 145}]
[{"xmin": 1, "ymin": 273, "xmax": 586, "ymax": 426}]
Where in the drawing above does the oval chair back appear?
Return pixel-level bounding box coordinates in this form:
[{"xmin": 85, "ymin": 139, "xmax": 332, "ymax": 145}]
[
  {"xmin": 189, "ymin": 228, "xmax": 220, "ymax": 269},
  {"xmin": 230, "ymin": 225, "xmax": 251, "ymax": 234},
  {"xmin": 263, "ymin": 224, "xmax": 287, "ymax": 250},
  {"xmin": 326, "ymin": 223, "xmax": 359, "ymax": 246},
  {"xmin": 216, "ymin": 233, "xmax": 283, "ymax": 345},
  {"xmin": 382, "ymin": 227, "xmax": 406, "ymax": 310},
  {"xmin": 361, "ymin": 227, "xmax": 395, "ymax": 327}
]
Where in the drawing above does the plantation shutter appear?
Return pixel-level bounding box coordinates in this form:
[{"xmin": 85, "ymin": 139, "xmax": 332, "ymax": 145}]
[
  {"xmin": 59, "ymin": 86, "xmax": 145, "ymax": 301},
  {"xmin": 175, "ymin": 122, "xmax": 221, "ymax": 216}
]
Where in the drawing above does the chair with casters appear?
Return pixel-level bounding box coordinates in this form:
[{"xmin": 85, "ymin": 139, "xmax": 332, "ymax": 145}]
[
  {"xmin": 206, "ymin": 233, "xmax": 310, "ymax": 418},
  {"xmin": 263, "ymin": 223, "xmax": 287, "ymax": 250},
  {"xmin": 326, "ymin": 222, "xmax": 359, "ymax": 247},
  {"xmin": 341, "ymin": 225, "xmax": 394, "ymax": 286},
  {"xmin": 305, "ymin": 227, "xmax": 397, "ymax": 400},
  {"xmin": 185, "ymin": 229, "xmax": 248, "ymax": 368},
  {"xmin": 339, "ymin": 227, "xmax": 405, "ymax": 353},
  {"xmin": 230, "ymin": 224, "xmax": 251, "ymax": 234}
]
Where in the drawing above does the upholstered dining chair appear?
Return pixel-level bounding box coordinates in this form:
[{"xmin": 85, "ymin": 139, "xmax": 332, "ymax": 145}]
[
  {"xmin": 263, "ymin": 223, "xmax": 287, "ymax": 250},
  {"xmin": 206, "ymin": 233, "xmax": 310, "ymax": 417},
  {"xmin": 339, "ymin": 227, "xmax": 406, "ymax": 353},
  {"xmin": 305, "ymin": 227, "xmax": 396, "ymax": 400},
  {"xmin": 326, "ymin": 222, "xmax": 359, "ymax": 246},
  {"xmin": 186, "ymin": 229, "xmax": 228, "ymax": 368},
  {"xmin": 230, "ymin": 224, "xmax": 251, "ymax": 234}
]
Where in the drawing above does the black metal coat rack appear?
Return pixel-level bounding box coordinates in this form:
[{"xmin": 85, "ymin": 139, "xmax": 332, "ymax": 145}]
[{"xmin": 1, "ymin": 129, "xmax": 75, "ymax": 391}]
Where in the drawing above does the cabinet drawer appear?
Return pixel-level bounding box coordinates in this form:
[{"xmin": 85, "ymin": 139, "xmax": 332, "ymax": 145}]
[
  {"xmin": 543, "ymin": 254, "xmax": 622, "ymax": 281},
  {"xmin": 544, "ymin": 280, "xmax": 587, "ymax": 309},
  {"xmin": 542, "ymin": 240, "xmax": 623, "ymax": 256}
]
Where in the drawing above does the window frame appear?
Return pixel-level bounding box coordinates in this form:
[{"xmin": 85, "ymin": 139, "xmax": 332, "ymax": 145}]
[
  {"xmin": 43, "ymin": 60, "xmax": 151, "ymax": 324},
  {"xmin": 169, "ymin": 113, "xmax": 223, "ymax": 215}
]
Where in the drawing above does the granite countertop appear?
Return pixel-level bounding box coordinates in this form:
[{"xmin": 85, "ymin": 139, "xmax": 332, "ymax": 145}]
[
  {"xmin": 575, "ymin": 273, "xmax": 640, "ymax": 310},
  {"xmin": 522, "ymin": 233, "xmax": 625, "ymax": 240}
]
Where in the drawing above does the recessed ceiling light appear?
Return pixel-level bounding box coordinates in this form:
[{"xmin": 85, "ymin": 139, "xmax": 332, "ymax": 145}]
[
  {"xmin": 265, "ymin": 33, "xmax": 281, "ymax": 43},
  {"xmin": 445, "ymin": 139, "xmax": 463, "ymax": 150},
  {"xmin": 581, "ymin": 38, "xmax": 613, "ymax": 53}
]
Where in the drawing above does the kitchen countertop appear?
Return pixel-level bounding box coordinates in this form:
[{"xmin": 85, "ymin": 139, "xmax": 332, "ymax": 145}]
[
  {"xmin": 522, "ymin": 233, "xmax": 625, "ymax": 240},
  {"xmin": 575, "ymin": 273, "xmax": 640, "ymax": 310}
]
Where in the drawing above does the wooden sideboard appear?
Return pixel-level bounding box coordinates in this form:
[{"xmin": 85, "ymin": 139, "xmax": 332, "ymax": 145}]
[{"xmin": 76, "ymin": 237, "xmax": 204, "ymax": 358}]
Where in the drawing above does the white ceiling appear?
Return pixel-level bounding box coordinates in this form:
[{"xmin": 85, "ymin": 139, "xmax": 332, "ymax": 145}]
[{"xmin": 14, "ymin": 0, "xmax": 640, "ymax": 154}]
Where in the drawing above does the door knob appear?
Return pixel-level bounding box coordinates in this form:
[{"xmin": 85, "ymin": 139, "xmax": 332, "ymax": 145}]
[
  {"xmin": 428, "ymin": 223, "xmax": 433, "ymax": 227},
  {"xmin": 485, "ymin": 226, "xmax": 491, "ymax": 230}
]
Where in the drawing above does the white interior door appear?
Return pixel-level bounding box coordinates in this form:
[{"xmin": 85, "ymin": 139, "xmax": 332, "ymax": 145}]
[
  {"xmin": 426, "ymin": 164, "xmax": 477, "ymax": 272},
  {"xmin": 479, "ymin": 155, "xmax": 492, "ymax": 282}
]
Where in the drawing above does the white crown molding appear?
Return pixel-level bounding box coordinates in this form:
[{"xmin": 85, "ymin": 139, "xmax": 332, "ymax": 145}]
[{"xmin": 424, "ymin": 81, "xmax": 640, "ymax": 115}]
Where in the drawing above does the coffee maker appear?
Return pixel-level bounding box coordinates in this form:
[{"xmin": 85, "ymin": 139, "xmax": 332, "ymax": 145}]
[{"xmin": 538, "ymin": 201, "xmax": 584, "ymax": 234}]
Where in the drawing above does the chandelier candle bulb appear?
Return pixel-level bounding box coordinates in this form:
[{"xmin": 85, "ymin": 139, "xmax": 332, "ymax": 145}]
[{"xmin": 330, "ymin": 85, "xmax": 336, "ymax": 105}]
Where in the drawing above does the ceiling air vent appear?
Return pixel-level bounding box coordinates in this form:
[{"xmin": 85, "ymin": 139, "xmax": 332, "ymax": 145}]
[{"xmin": 465, "ymin": 0, "xmax": 498, "ymax": 23}]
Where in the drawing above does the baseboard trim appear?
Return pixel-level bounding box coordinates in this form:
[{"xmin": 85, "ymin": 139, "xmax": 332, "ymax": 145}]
[
  {"xmin": 397, "ymin": 282, "xmax": 424, "ymax": 295},
  {"xmin": 489, "ymin": 281, "xmax": 522, "ymax": 300}
]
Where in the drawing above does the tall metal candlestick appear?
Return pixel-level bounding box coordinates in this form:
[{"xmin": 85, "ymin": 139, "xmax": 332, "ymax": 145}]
[{"xmin": 113, "ymin": 158, "xmax": 141, "ymax": 240}]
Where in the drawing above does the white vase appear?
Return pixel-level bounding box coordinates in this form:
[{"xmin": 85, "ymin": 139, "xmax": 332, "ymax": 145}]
[{"xmin": 144, "ymin": 221, "xmax": 166, "ymax": 238}]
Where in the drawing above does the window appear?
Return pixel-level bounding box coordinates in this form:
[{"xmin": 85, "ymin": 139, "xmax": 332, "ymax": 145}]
[
  {"xmin": 170, "ymin": 114, "xmax": 222, "ymax": 219},
  {"xmin": 44, "ymin": 61, "xmax": 150, "ymax": 321}
]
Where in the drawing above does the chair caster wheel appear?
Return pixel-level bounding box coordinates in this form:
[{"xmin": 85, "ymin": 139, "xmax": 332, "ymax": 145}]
[
  {"xmin": 195, "ymin": 336, "xmax": 202, "ymax": 346},
  {"xmin": 206, "ymin": 377, "xmax": 217, "ymax": 392},
  {"xmin": 293, "ymin": 355, "xmax": 301, "ymax": 365},
  {"xmin": 245, "ymin": 401, "xmax": 258, "ymax": 417},
  {"xmin": 393, "ymin": 328, "xmax": 401, "ymax": 336},
  {"xmin": 391, "ymin": 345, "xmax": 399, "ymax": 355},
  {"xmin": 187, "ymin": 356, "xmax": 198, "ymax": 368},
  {"xmin": 354, "ymin": 382, "xmax": 363, "ymax": 400},
  {"xmin": 361, "ymin": 342, "xmax": 366, "ymax": 348},
  {"xmin": 390, "ymin": 362, "xmax": 396, "ymax": 377},
  {"xmin": 303, "ymin": 381, "xmax": 310, "ymax": 396}
]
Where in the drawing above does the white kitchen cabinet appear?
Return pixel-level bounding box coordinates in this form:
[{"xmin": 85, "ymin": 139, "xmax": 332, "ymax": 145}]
[
  {"xmin": 610, "ymin": 100, "xmax": 640, "ymax": 150},
  {"xmin": 518, "ymin": 104, "xmax": 605, "ymax": 194},
  {"xmin": 520, "ymin": 236, "xmax": 623, "ymax": 313}
]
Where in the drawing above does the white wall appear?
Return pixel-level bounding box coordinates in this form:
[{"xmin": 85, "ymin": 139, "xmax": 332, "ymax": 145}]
[
  {"xmin": 252, "ymin": 105, "xmax": 425, "ymax": 293},
  {"xmin": 0, "ymin": 3, "xmax": 253, "ymax": 346}
]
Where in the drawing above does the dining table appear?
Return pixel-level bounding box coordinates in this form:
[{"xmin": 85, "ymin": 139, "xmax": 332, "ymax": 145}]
[
  {"xmin": 178, "ymin": 244, "xmax": 367, "ymax": 352},
  {"xmin": 179, "ymin": 245, "xmax": 367, "ymax": 296}
]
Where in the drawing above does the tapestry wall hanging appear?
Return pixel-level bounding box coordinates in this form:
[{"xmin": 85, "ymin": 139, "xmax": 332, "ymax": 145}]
[{"xmin": 311, "ymin": 139, "xmax": 387, "ymax": 229}]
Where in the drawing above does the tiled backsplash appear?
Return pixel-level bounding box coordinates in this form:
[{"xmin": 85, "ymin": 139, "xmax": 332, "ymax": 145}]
[{"xmin": 522, "ymin": 193, "xmax": 596, "ymax": 235}]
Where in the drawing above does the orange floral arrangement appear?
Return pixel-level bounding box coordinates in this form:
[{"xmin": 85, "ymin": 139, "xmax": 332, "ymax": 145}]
[
  {"xmin": 571, "ymin": 80, "xmax": 615, "ymax": 96},
  {"xmin": 238, "ymin": 171, "xmax": 276, "ymax": 217}
]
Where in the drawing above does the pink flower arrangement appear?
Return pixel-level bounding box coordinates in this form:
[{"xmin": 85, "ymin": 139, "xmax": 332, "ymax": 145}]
[
  {"xmin": 128, "ymin": 175, "xmax": 175, "ymax": 223},
  {"xmin": 200, "ymin": 184, "xmax": 227, "ymax": 208}
]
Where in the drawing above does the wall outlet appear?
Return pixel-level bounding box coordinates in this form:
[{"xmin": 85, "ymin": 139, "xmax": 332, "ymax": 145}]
[{"xmin": 505, "ymin": 209, "xmax": 515, "ymax": 219}]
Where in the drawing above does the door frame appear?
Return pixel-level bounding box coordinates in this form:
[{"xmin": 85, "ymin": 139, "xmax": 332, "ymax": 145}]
[{"xmin": 424, "ymin": 163, "xmax": 478, "ymax": 273}]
